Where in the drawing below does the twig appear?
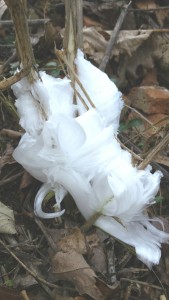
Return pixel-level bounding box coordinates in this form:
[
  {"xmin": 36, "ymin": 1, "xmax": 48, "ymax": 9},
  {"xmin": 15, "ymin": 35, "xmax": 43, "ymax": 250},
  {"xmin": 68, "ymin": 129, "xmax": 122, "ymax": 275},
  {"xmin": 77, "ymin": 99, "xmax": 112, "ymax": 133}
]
[
  {"xmin": 81, "ymin": 211, "xmax": 102, "ymax": 232},
  {"xmin": 128, "ymin": 6, "xmax": 169, "ymax": 12},
  {"xmin": 99, "ymin": 1, "xmax": 132, "ymax": 71},
  {"xmin": 106, "ymin": 238, "xmax": 117, "ymax": 283},
  {"xmin": 56, "ymin": 50, "xmax": 89, "ymax": 109},
  {"xmin": 56, "ymin": 50, "xmax": 96, "ymax": 109},
  {"xmin": 116, "ymin": 137, "xmax": 142, "ymax": 162},
  {"xmin": 0, "ymin": 18, "xmax": 50, "ymax": 26},
  {"xmin": 125, "ymin": 104, "xmax": 156, "ymax": 127},
  {"xmin": 120, "ymin": 134, "xmax": 169, "ymax": 180},
  {"xmin": 0, "ymin": 172, "xmax": 24, "ymax": 187},
  {"xmin": 0, "ymin": 44, "xmax": 14, "ymax": 48},
  {"xmin": 34, "ymin": 217, "xmax": 57, "ymax": 252},
  {"xmin": 120, "ymin": 134, "xmax": 169, "ymax": 178},
  {"xmin": 0, "ymin": 238, "xmax": 76, "ymax": 297},
  {"xmin": 0, "ymin": 129, "xmax": 22, "ymax": 139},
  {"xmin": 0, "ymin": 238, "xmax": 74, "ymax": 292},
  {"xmin": 0, "ymin": 65, "xmax": 33, "ymax": 90},
  {"xmin": 152, "ymin": 268, "xmax": 168, "ymax": 300},
  {"xmin": 131, "ymin": 29, "xmax": 169, "ymax": 33},
  {"xmin": 0, "ymin": 90, "xmax": 18, "ymax": 119},
  {"xmin": 138, "ymin": 132, "xmax": 169, "ymax": 170},
  {"xmin": 0, "ymin": 51, "xmax": 17, "ymax": 74},
  {"xmin": 120, "ymin": 277, "xmax": 163, "ymax": 290}
]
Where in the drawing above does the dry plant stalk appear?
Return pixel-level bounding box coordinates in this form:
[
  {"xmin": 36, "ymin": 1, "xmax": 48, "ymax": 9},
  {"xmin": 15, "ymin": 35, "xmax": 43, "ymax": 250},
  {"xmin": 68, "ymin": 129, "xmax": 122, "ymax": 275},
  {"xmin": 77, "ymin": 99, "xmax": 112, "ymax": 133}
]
[
  {"xmin": 4, "ymin": 0, "xmax": 38, "ymax": 83},
  {"xmin": 64, "ymin": 0, "xmax": 83, "ymax": 71},
  {"xmin": 56, "ymin": 50, "xmax": 96, "ymax": 110},
  {"xmin": 63, "ymin": 0, "xmax": 83, "ymax": 104},
  {"xmin": 0, "ymin": 65, "xmax": 33, "ymax": 90},
  {"xmin": 138, "ymin": 132, "xmax": 169, "ymax": 170}
]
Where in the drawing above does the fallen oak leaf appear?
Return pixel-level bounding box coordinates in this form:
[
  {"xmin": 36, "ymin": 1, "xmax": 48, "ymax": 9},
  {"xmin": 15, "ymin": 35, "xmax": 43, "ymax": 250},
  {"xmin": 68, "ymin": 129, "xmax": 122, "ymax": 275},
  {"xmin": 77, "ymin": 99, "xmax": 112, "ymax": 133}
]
[
  {"xmin": 51, "ymin": 250, "xmax": 104, "ymax": 300},
  {"xmin": 57, "ymin": 228, "xmax": 87, "ymax": 254},
  {"xmin": 47, "ymin": 227, "xmax": 87, "ymax": 254}
]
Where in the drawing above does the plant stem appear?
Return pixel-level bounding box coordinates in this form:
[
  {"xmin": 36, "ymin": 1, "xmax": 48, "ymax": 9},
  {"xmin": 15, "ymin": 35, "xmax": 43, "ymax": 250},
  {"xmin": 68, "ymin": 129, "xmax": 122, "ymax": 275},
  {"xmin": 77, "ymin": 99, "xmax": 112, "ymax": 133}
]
[
  {"xmin": 63, "ymin": 0, "xmax": 83, "ymax": 104},
  {"xmin": 4, "ymin": 0, "xmax": 38, "ymax": 83}
]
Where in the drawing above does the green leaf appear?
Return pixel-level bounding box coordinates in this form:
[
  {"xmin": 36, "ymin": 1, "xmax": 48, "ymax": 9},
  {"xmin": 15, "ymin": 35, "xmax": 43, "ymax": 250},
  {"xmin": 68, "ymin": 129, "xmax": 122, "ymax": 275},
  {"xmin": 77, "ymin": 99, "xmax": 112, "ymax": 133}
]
[
  {"xmin": 50, "ymin": 69, "xmax": 60, "ymax": 78},
  {"xmin": 127, "ymin": 118, "xmax": 143, "ymax": 129},
  {"xmin": 118, "ymin": 122, "xmax": 128, "ymax": 132},
  {"xmin": 155, "ymin": 196, "xmax": 164, "ymax": 203},
  {"xmin": 44, "ymin": 191, "xmax": 55, "ymax": 204},
  {"xmin": 137, "ymin": 141, "xmax": 144, "ymax": 148},
  {"xmin": 5, "ymin": 279, "xmax": 13, "ymax": 287}
]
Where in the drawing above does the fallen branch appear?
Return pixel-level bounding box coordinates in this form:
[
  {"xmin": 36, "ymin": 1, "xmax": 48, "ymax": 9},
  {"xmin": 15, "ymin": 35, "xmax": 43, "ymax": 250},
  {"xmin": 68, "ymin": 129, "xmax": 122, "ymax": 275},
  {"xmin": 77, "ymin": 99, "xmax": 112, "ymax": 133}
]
[{"xmin": 99, "ymin": 1, "xmax": 132, "ymax": 71}]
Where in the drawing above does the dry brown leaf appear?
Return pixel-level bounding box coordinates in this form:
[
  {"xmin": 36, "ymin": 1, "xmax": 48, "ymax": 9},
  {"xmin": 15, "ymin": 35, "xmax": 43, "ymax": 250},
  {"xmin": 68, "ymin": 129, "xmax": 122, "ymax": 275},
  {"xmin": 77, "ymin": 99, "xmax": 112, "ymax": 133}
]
[
  {"xmin": 83, "ymin": 28, "xmax": 151, "ymax": 64},
  {"xmin": 86, "ymin": 231, "xmax": 107, "ymax": 274},
  {"xmin": 0, "ymin": 201, "xmax": 16, "ymax": 234},
  {"xmin": 135, "ymin": 0, "xmax": 157, "ymax": 10},
  {"xmin": 52, "ymin": 250, "xmax": 90, "ymax": 273},
  {"xmin": 90, "ymin": 245, "xmax": 107, "ymax": 274},
  {"xmin": 57, "ymin": 228, "xmax": 87, "ymax": 254},
  {"xmin": 135, "ymin": 0, "xmax": 169, "ymax": 27},
  {"xmin": 141, "ymin": 69, "xmax": 158, "ymax": 86},
  {"xmin": 48, "ymin": 227, "xmax": 87, "ymax": 254},
  {"xmin": 128, "ymin": 86, "xmax": 169, "ymax": 115},
  {"xmin": 83, "ymin": 16, "xmax": 101, "ymax": 27},
  {"xmin": 52, "ymin": 250, "xmax": 104, "ymax": 300},
  {"xmin": 50, "ymin": 229, "xmax": 108, "ymax": 299}
]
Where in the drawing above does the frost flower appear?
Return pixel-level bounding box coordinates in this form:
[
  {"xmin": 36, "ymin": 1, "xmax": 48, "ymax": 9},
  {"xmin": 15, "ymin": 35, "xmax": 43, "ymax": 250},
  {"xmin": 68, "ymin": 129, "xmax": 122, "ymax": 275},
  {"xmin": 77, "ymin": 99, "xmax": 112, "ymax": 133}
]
[{"xmin": 12, "ymin": 50, "xmax": 169, "ymax": 267}]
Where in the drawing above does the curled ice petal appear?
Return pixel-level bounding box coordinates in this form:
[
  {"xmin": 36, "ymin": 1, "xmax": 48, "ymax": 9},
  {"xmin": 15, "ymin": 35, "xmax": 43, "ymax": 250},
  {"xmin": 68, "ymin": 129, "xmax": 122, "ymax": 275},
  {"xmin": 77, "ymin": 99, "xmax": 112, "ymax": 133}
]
[
  {"xmin": 95, "ymin": 215, "xmax": 169, "ymax": 268},
  {"xmin": 75, "ymin": 49, "xmax": 123, "ymax": 129},
  {"xmin": 34, "ymin": 183, "xmax": 65, "ymax": 219}
]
